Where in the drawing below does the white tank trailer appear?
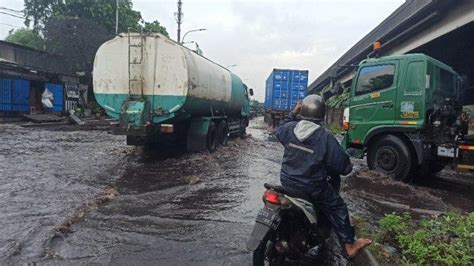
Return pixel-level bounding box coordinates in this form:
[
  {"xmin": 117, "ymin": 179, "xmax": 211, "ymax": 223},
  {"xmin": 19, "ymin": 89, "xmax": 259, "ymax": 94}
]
[{"xmin": 93, "ymin": 33, "xmax": 252, "ymax": 151}]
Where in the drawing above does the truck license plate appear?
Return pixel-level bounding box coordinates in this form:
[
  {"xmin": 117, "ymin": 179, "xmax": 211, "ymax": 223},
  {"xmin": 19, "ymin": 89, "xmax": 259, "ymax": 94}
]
[{"xmin": 437, "ymin": 147, "xmax": 458, "ymax": 158}]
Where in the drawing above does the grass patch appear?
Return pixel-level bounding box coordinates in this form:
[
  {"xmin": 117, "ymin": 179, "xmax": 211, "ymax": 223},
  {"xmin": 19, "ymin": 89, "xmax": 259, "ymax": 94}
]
[
  {"xmin": 378, "ymin": 212, "xmax": 473, "ymax": 265},
  {"xmin": 352, "ymin": 214, "xmax": 398, "ymax": 265},
  {"xmin": 352, "ymin": 212, "xmax": 474, "ymax": 265}
]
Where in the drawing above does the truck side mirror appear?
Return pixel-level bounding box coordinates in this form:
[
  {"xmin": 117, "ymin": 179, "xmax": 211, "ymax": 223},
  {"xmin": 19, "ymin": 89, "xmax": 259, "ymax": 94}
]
[{"xmin": 249, "ymin": 88, "xmax": 254, "ymax": 96}]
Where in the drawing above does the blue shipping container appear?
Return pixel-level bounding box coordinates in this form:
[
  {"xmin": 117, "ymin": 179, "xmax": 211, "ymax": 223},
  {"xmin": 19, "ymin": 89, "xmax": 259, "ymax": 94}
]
[{"xmin": 264, "ymin": 69, "xmax": 309, "ymax": 111}]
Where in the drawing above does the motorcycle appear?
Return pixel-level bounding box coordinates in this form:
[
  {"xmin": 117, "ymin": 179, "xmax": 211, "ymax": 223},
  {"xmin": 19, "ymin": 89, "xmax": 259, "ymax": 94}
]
[{"xmin": 246, "ymin": 183, "xmax": 332, "ymax": 265}]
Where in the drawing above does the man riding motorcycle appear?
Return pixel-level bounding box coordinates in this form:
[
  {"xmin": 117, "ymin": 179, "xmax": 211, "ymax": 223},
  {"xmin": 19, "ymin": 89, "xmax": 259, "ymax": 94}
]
[{"xmin": 275, "ymin": 95, "xmax": 372, "ymax": 258}]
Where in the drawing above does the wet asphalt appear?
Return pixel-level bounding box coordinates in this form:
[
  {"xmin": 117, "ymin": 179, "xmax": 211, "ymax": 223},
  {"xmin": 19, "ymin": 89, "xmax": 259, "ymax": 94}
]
[{"xmin": 1, "ymin": 117, "xmax": 473, "ymax": 265}]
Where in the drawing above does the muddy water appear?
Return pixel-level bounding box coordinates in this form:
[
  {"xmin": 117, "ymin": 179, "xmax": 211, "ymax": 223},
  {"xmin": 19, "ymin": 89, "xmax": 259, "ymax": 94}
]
[
  {"xmin": 0, "ymin": 119, "xmax": 284, "ymax": 264},
  {"xmin": 1, "ymin": 117, "xmax": 473, "ymax": 264},
  {"xmin": 0, "ymin": 123, "xmax": 129, "ymax": 263},
  {"xmin": 343, "ymin": 160, "xmax": 474, "ymax": 227}
]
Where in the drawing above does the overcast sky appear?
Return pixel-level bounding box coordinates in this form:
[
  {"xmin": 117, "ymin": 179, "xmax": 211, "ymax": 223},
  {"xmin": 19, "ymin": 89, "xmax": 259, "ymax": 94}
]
[{"xmin": 0, "ymin": 0, "xmax": 404, "ymax": 101}]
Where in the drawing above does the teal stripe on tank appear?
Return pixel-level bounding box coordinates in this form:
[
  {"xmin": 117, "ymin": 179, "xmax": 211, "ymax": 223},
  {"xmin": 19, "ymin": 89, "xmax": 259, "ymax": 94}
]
[
  {"xmin": 95, "ymin": 93, "xmax": 185, "ymax": 119},
  {"xmin": 229, "ymin": 73, "xmax": 249, "ymax": 116}
]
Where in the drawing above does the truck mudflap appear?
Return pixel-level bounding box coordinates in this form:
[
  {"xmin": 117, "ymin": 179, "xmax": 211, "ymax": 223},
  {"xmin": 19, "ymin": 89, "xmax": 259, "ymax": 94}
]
[
  {"xmin": 187, "ymin": 117, "xmax": 212, "ymax": 152},
  {"xmin": 112, "ymin": 100, "xmax": 152, "ymax": 136}
]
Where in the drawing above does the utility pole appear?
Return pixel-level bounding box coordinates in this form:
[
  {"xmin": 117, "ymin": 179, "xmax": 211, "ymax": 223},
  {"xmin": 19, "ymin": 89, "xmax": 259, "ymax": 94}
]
[
  {"xmin": 115, "ymin": 0, "xmax": 119, "ymax": 35},
  {"xmin": 176, "ymin": 0, "xmax": 183, "ymax": 43}
]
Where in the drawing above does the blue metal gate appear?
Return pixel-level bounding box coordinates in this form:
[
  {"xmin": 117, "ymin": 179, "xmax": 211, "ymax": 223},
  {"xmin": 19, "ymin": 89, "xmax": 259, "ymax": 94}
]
[
  {"xmin": 11, "ymin": 79, "xmax": 30, "ymax": 112},
  {"xmin": 45, "ymin": 83, "xmax": 64, "ymax": 112},
  {"xmin": 0, "ymin": 79, "xmax": 12, "ymax": 111}
]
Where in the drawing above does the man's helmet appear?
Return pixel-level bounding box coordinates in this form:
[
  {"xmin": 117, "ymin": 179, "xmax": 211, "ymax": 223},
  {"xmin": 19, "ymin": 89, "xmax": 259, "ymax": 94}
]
[{"xmin": 298, "ymin": 95, "xmax": 326, "ymax": 122}]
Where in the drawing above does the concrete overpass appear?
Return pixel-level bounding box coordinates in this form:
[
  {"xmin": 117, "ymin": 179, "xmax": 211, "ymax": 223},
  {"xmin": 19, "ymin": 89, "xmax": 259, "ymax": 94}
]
[{"xmin": 309, "ymin": 0, "xmax": 474, "ymax": 98}]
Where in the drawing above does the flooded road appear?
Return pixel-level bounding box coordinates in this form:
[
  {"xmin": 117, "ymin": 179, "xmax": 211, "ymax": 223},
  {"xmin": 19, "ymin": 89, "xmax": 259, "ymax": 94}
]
[{"xmin": 1, "ymin": 117, "xmax": 473, "ymax": 264}]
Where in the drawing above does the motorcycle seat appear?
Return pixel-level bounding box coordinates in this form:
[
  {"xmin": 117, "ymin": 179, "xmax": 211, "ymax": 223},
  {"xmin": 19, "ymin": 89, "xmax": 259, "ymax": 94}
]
[{"xmin": 264, "ymin": 183, "xmax": 312, "ymax": 202}]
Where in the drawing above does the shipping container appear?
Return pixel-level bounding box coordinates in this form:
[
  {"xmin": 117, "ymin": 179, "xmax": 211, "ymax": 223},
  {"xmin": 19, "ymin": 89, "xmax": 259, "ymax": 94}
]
[
  {"xmin": 264, "ymin": 69, "xmax": 308, "ymax": 112},
  {"xmin": 264, "ymin": 69, "xmax": 308, "ymax": 127}
]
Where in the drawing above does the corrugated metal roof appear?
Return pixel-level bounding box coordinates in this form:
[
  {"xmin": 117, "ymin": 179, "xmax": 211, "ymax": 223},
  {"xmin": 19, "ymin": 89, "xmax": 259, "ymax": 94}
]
[
  {"xmin": 0, "ymin": 40, "xmax": 48, "ymax": 54},
  {"xmin": 308, "ymin": 0, "xmax": 452, "ymax": 93}
]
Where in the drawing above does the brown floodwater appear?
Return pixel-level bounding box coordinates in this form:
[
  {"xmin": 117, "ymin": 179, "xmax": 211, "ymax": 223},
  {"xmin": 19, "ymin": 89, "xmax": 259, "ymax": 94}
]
[{"xmin": 1, "ymin": 117, "xmax": 472, "ymax": 264}]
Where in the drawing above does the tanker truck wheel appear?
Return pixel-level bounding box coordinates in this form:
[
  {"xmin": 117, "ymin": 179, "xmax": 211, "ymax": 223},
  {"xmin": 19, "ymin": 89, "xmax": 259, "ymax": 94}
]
[
  {"xmin": 239, "ymin": 118, "xmax": 249, "ymax": 138},
  {"xmin": 217, "ymin": 121, "xmax": 229, "ymax": 146},
  {"xmin": 206, "ymin": 122, "xmax": 217, "ymax": 153}
]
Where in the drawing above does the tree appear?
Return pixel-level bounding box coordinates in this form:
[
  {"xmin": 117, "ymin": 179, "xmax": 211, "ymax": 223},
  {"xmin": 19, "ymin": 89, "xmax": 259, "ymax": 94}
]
[
  {"xmin": 50, "ymin": 0, "xmax": 142, "ymax": 34},
  {"xmin": 23, "ymin": 0, "xmax": 61, "ymax": 31},
  {"xmin": 43, "ymin": 17, "xmax": 112, "ymax": 72},
  {"xmin": 22, "ymin": 0, "xmax": 170, "ymax": 73},
  {"xmin": 143, "ymin": 20, "xmax": 169, "ymax": 37},
  {"xmin": 23, "ymin": 0, "xmax": 169, "ymax": 36},
  {"xmin": 5, "ymin": 28, "xmax": 44, "ymax": 50}
]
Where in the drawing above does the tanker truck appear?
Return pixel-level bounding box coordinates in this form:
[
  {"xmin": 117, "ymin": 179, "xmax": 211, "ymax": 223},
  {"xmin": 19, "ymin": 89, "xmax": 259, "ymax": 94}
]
[{"xmin": 93, "ymin": 33, "xmax": 252, "ymax": 152}]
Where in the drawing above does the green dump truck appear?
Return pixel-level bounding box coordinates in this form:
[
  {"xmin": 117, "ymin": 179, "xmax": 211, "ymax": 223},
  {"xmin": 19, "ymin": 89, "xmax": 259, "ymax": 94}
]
[{"xmin": 342, "ymin": 53, "xmax": 473, "ymax": 180}]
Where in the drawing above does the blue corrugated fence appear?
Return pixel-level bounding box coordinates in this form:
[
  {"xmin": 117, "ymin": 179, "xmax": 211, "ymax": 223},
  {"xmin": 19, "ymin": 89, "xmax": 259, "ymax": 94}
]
[
  {"xmin": 0, "ymin": 79, "xmax": 12, "ymax": 111},
  {"xmin": 12, "ymin": 79, "xmax": 30, "ymax": 112},
  {"xmin": 0, "ymin": 79, "xmax": 30, "ymax": 112},
  {"xmin": 45, "ymin": 83, "xmax": 64, "ymax": 112}
]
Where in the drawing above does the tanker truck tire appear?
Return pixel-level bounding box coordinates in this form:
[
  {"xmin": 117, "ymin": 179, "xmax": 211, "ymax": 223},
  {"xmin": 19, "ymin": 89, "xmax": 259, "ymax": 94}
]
[
  {"xmin": 217, "ymin": 121, "xmax": 229, "ymax": 146},
  {"xmin": 206, "ymin": 122, "xmax": 217, "ymax": 153},
  {"xmin": 239, "ymin": 118, "xmax": 249, "ymax": 138},
  {"xmin": 367, "ymin": 135, "xmax": 413, "ymax": 181}
]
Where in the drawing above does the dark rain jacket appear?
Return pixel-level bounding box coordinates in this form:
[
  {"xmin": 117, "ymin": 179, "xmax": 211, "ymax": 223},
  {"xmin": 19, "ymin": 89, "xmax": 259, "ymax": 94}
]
[{"xmin": 275, "ymin": 112, "xmax": 352, "ymax": 193}]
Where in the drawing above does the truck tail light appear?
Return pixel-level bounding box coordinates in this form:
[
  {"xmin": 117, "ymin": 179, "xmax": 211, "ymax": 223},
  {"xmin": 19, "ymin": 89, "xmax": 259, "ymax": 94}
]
[{"xmin": 343, "ymin": 107, "xmax": 350, "ymax": 131}]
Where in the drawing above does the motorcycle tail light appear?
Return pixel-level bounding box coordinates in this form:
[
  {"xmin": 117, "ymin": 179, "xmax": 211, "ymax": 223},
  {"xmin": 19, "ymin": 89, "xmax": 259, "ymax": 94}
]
[{"xmin": 264, "ymin": 190, "xmax": 281, "ymax": 205}]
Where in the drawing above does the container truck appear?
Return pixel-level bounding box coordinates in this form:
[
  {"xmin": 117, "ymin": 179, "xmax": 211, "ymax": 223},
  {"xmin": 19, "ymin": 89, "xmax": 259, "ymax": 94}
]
[
  {"xmin": 93, "ymin": 33, "xmax": 252, "ymax": 152},
  {"xmin": 264, "ymin": 69, "xmax": 308, "ymax": 127},
  {"xmin": 342, "ymin": 53, "xmax": 474, "ymax": 181}
]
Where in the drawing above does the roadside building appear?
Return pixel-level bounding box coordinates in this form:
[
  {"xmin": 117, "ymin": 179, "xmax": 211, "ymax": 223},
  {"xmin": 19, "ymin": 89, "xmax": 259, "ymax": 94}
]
[
  {"xmin": 309, "ymin": 0, "xmax": 474, "ymax": 101},
  {"xmin": 0, "ymin": 40, "xmax": 86, "ymax": 117}
]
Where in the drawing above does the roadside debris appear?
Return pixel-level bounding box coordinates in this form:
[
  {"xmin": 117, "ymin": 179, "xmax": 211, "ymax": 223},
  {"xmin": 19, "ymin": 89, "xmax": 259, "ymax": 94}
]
[
  {"xmin": 68, "ymin": 110, "xmax": 85, "ymax": 125},
  {"xmin": 23, "ymin": 114, "xmax": 63, "ymax": 123},
  {"xmin": 55, "ymin": 187, "xmax": 119, "ymax": 234}
]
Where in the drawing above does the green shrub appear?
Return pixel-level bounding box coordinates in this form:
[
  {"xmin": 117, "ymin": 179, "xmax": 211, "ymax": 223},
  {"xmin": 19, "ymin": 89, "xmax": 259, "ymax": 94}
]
[
  {"xmin": 326, "ymin": 91, "xmax": 350, "ymax": 108},
  {"xmin": 377, "ymin": 212, "xmax": 474, "ymax": 265}
]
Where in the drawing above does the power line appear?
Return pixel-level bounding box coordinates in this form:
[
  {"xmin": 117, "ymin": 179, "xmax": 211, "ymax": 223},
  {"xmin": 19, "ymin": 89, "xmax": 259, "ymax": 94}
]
[
  {"xmin": 0, "ymin": 6, "xmax": 23, "ymax": 14},
  {"xmin": 0, "ymin": 23, "xmax": 21, "ymax": 28},
  {"xmin": 0, "ymin": 11, "xmax": 25, "ymax": 19}
]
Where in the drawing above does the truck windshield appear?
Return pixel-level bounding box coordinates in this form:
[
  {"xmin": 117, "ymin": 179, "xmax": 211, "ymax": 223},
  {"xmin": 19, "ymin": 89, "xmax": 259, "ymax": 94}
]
[{"xmin": 355, "ymin": 64, "xmax": 395, "ymax": 96}]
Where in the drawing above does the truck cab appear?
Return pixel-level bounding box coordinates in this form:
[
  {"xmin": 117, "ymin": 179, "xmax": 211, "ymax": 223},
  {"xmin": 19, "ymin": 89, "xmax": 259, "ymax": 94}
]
[{"xmin": 343, "ymin": 53, "xmax": 469, "ymax": 180}]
